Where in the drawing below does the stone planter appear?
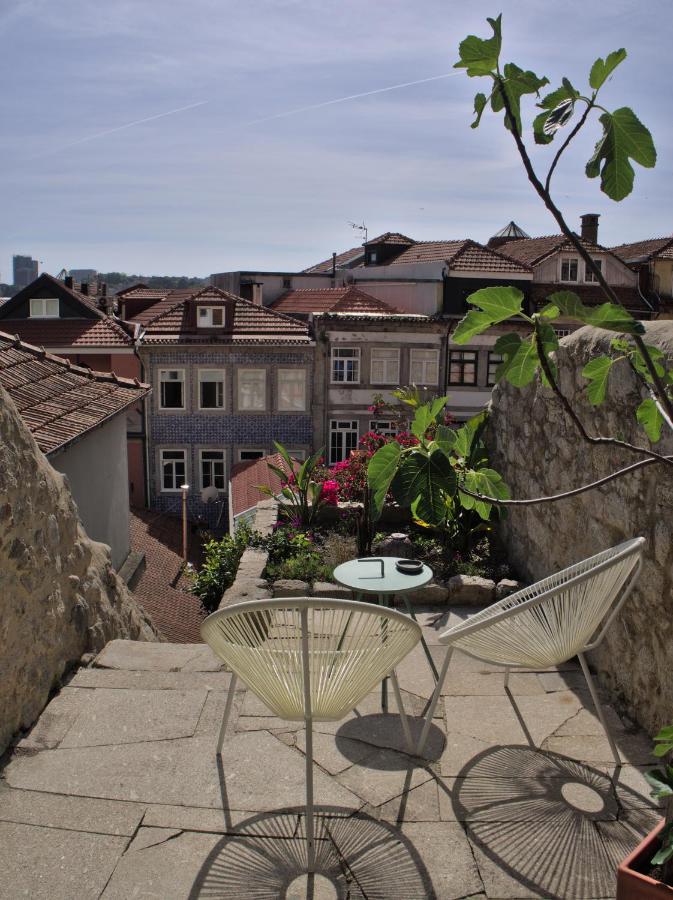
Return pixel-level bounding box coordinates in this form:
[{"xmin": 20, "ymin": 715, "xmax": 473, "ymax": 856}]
[{"xmin": 617, "ymin": 820, "xmax": 673, "ymax": 899}]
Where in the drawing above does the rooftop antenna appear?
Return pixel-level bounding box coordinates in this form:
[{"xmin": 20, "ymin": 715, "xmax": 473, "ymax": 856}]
[{"xmin": 348, "ymin": 220, "xmax": 368, "ymax": 244}]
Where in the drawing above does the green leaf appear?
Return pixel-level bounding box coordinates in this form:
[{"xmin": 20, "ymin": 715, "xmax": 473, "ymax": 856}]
[
  {"xmin": 636, "ymin": 398, "xmax": 664, "ymax": 443},
  {"xmin": 586, "ymin": 107, "xmax": 656, "ymax": 201},
  {"xmin": 471, "ymin": 92, "xmax": 488, "ymax": 128},
  {"xmin": 655, "ymin": 726, "xmax": 673, "ymax": 742},
  {"xmin": 631, "ymin": 345, "xmax": 666, "ymax": 381},
  {"xmin": 549, "ymin": 290, "xmax": 645, "ymax": 334},
  {"xmin": 644, "ymin": 770, "xmax": 673, "ymax": 799},
  {"xmin": 491, "ymin": 63, "xmax": 549, "ymax": 134},
  {"xmin": 653, "ymin": 742, "xmax": 673, "ymax": 758},
  {"xmin": 454, "ymin": 15, "xmax": 502, "ymax": 77},
  {"xmin": 411, "ymin": 404, "xmax": 433, "ymax": 440},
  {"xmin": 539, "ymin": 304, "xmax": 561, "ymax": 319},
  {"xmin": 390, "ymin": 449, "xmax": 456, "ymax": 525},
  {"xmin": 582, "ymin": 356, "xmax": 615, "ymax": 405},
  {"xmin": 428, "ymin": 395, "xmax": 450, "ymax": 422},
  {"xmin": 492, "ymin": 333, "xmax": 522, "ymax": 383},
  {"xmin": 651, "ymin": 842, "xmax": 673, "ymax": 866},
  {"xmin": 367, "ymin": 441, "xmax": 402, "ymax": 519},
  {"xmin": 534, "ymin": 322, "xmax": 559, "ymax": 387},
  {"xmin": 453, "ymin": 286, "xmax": 526, "ymax": 344},
  {"xmin": 460, "ymin": 468, "xmax": 510, "ymax": 520},
  {"xmin": 435, "ymin": 425, "xmax": 457, "ymax": 456},
  {"xmin": 452, "ymin": 411, "xmax": 488, "ymax": 462},
  {"xmin": 589, "ymin": 49, "xmax": 627, "ymax": 90},
  {"xmin": 533, "ymin": 111, "xmax": 554, "ymax": 145},
  {"xmin": 504, "ymin": 338, "xmax": 538, "ymax": 387}
]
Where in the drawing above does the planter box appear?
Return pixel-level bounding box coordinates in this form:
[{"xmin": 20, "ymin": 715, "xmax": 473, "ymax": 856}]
[{"xmin": 617, "ymin": 820, "xmax": 673, "ymax": 899}]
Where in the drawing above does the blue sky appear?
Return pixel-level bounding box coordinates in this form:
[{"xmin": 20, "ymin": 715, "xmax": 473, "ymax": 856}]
[{"xmin": 2, "ymin": 0, "xmax": 671, "ymax": 279}]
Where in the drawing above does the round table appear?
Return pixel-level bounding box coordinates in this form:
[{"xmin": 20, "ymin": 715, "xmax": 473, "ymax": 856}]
[{"xmin": 332, "ymin": 556, "xmax": 439, "ymax": 711}]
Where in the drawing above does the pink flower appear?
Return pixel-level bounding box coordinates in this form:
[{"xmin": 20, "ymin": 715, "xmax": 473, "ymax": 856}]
[{"xmin": 321, "ymin": 479, "xmax": 339, "ymax": 505}]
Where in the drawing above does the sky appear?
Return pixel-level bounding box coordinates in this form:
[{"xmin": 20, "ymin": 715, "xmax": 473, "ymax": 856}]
[{"xmin": 2, "ymin": 0, "xmax": 672, "ymax": 280}]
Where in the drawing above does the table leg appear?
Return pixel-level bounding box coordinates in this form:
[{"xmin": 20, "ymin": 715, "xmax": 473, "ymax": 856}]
[
  {"xmin": 402, "ymin": 595, "xmax": 439, "ymax": 681},
  {"xmin": 379, "ymin": 594, "xmax": 389, "ymax": 713}
]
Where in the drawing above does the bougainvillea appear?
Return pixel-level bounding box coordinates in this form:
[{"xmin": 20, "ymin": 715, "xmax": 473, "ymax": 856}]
[{"xmin": 316, "ymin": 431, "xmax": 419, "ymax": 503}]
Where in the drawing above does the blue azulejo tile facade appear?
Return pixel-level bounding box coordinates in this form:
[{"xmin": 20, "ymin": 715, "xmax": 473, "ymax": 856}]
[{"xmin": 142, "ymin": 346, "xmax": 315, "ymax": 528}]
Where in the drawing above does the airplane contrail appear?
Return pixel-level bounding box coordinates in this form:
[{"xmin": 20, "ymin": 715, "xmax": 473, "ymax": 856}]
[{"xmin": 29, "ymin": 70, "xmax": 459, "ymax": 160}]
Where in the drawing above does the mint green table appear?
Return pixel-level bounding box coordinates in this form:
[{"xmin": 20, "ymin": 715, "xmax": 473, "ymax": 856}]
[{"xmin": 332, "ymin": 556, "xmax": 439, "ymax": 711}]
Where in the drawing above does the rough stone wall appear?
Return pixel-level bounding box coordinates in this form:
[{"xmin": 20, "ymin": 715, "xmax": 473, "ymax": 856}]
[
  {"xmin": 486, "ymin": 322, "xmax": 673, "ymax": 734},
  {"xmin": 0, "ymin": 386, "xmax": 158, "ymax": 754}
]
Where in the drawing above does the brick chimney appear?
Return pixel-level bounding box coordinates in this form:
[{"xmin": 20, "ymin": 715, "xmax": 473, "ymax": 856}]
[
  {"xmin": 64, "ymin": 275, "xmax": 74, "ymax": 289},
  {"xmin": 580, "ymin": 213, "xmax": 600, "ymax": 244}
]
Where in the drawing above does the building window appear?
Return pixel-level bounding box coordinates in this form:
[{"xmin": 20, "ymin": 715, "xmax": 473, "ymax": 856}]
[
  {"xmin": 370, "ymin": 419, "xmax": 397, "ymax": 437},
  {"xmin": 197, "ymin": 306, "xmax": 224, "ymax": 327},
  {"xmin": 29, "ymin": 297, "xmax": 59, "ymax": 318},
  {"xmin": 159, "ymin": 369, "xmax": 185, "ymax": 409},
  {"xmin": 329, "ymin": 420, "xmax": 358, "ymax": 464},
  {"xmin": 238, "ymin": 369, "xmax": 266, "ymax": 411},
  {"xmin": 160, "ymin": 449, "xmax": 186, "ymax": 492},
  {"xmin": 285, "ymin": 448, "xmax": 307, "ymax": 460},
  {"xmin": 238, "ymin": 449, "xmax": 266, "ymax": 461},
  {"xmin": 584, "ymin": 258, "xmax": 603, "ymax": 282},
  {"xmin": 331, "ymin": 347, "xmax": 360, "ymax": 383},
  {"xmin": 554, "ymin": 327, "xmax": 572, "ymax": 338},
  {"xmin": 277, "ymin": 369, "xmax": 307, "ymax": 411},
  {"xmin": 487, "ymin": 352, "xmax": 503, "ymax": 387},
  {"xmin": 449, "ymin": 351, "xmax": 477, "ymax": 386},
  {"xmin": 410, "ymin": 349, "xmax": 439, "ymax": 385},
  {"xmin": 561, "ymin": 257, "xmax": 579, "ymax": 282},
  {"xmin": 370, "ymin": 348, "xmax": 400, "ymax": 385},
  {"xmin": 282, "ymin": 277, "xmax": 292, "ymax": 290},
  {"xmin": 200, "ymin": 449, "xmax": 226, "ymax": 491},
  {"xmin": 198, "ymin": 369, "xmax": 225, "ymax": 409}
]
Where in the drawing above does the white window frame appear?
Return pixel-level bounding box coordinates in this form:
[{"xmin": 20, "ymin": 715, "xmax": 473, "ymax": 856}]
[
  {"xmin": 198, "ymin": 368, "xmax": 226, "ymax": 410},
  {"xmin": 584, "ymin": 258, "xmax": 603, "ymax": 283},
  {"xmin": 238, "ymin": 449, "xmax": 266, "ymax": 462},
  {"xmin": 237, "ymin": 368, "xmax": 266, "ymax": 412},
  {"xmin": 554, "ymin": 327, "xmax": 572, "ymax": 338},
  {"xmin": 159, "ymin": 449, "xmax": 187, "ymax": 493},
  {"xmin": 158, "ymin": 368, "xmax": 185, "ymax": 411},
  {"xmin": 329, "ymin": 419, "xmax": 359, "ymax": 465},
  {"xmin": 560, "ymin": 257, "xmax": 579, "ymax": 282},
  {"xmin": 409, "ymin": 349, "xmax": 439, "ymax": 386},
  {"xmin": 369, "ymin": 419, "xmax": 397, "ymax": 437},
  {"xmin": 331, "ymin": 347, "xmax": 361, "ymax": 384},
  {"xmin": 370, "ymin": 348, "xmax": 400, "ymax": 385},
  {"xmin": 277, "ymin": 368, "xmax": 307, "ymax": 412},
  {"xmin": 197, "ymin": 306, "xmax": 225, "ymax": 327},
  {"xmin": 199, "ymin": 449, "xmax": 227, "ymax": 492},
  {"xmin": 285, "ymin": 448, "xmax": 307, "ymax": 461},
  {"xmin": 29, "ymin": 297, "xmax": 59, "ymax": 318},
  {"xmin": 487, "ymin": 352, "xmax": 503, "ymax": 387}
]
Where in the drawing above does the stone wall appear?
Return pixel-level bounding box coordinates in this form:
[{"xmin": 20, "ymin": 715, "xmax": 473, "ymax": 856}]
[
  {"xmin": 487, "ymin": 322, "xmax": 673, "ymax": 734},
  {"xmin": 0, "ymin": 386, "xmax": 158, "ymax": 754},
  {"xmin": 219, "ymin": 499, "xmax": 277, "ymax": 608}
]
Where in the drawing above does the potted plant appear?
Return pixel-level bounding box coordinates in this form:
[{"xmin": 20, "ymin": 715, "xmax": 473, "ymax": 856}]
[{"xmin": 617, "ymin": 726, "xmax": 673, "ymax": 897}]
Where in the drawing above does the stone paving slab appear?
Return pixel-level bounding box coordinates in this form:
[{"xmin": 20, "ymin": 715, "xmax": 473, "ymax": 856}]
[
  {"xmin": 336, "ymin": 749, "xmax": 435, "ymax": 806},
  {"xmin": 377, "ymin": 777, "xmax": 440, "ymax": 824},
  {"xmin": 0, "ymin": 784, "xmax": 145, "ymax": 836},
  {"xmin": 59, "ymin": 688, "xmax": 207, "ymax": 748},
  {"xmin": 94, "ymin": 640, "xmax": 223, "ymax": 672},
  {"xmin": 17, "ymin": 687, "xmax": 88, "ymax": 750},
  {"xmin": 401, "ymin": 821, "xmax": 484, "ymax": 899},
  {"xmin": 0, "ymin": 821, "xmax": 126, "ymax": 900},
  {"xmin": 142, "ymin": 803, "xmax": 258, "ymax": 833},
  {"xmin": 69, "ymin": 667, "xmax": 232, "ymax": 692}
]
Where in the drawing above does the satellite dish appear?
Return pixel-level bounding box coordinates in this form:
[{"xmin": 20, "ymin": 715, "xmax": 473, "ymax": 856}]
[{"xmin": 201, "ymin": 485, "xmax": 220, "ymax": 504}]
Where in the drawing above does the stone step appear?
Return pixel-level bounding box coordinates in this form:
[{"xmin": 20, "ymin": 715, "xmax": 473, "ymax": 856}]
[{"xmin": 93, "ymin": 639, "xmax": 224, "ymax": 672}]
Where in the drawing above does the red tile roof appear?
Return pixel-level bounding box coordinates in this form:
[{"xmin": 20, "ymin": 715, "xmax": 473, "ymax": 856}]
[
  {"xmin": 499, "ymin": 235, "xmax": 611, "ymax": 266},
  {"xmin": 303, "ymin": 246, "xmax": 365, "ymax": 273},
  {"xmin": 0, "ymin": 331, "xmax": 149, "ymax": 455},
  {"xmin": 610, "ymin": 237, "xmax": 673, "ymax": 262},
  {"xmin": 230, "ymin": 453, "xmax": 297, "ymax": 518},
  {"xmin": 388, "ymin": 239, "xmax": 531, "ymax": 272},
  {"xmin": 365, "ymin": 232, "xmax": 415, "ymax": 246},
  {"xmin": 125, "ymin": 285, "xmax": 311, "ymax": 345},
  {"xmin": 272, "ymin": 286, "xmax": 400, "ymax": 315},
  {"xmin": 0, "ymin": 317, "xmax": 134, "ymax": 348},
  {"xmin": 530, "ymin": 282, "xmax": 652, "ymax": 313},
  {"xmin": 129, "ymin": 508, "xmax": 206, "ymax": 643}
]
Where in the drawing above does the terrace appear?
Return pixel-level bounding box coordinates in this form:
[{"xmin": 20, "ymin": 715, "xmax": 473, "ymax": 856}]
[{"xmin": 0, "ymin": 607, "xmax": 657, "ymax": 899}]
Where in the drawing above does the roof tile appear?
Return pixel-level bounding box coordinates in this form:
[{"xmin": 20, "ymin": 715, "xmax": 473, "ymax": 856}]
[{"xmin": 272, "ymin": 286, "xmax": 399, "ymax": 315}]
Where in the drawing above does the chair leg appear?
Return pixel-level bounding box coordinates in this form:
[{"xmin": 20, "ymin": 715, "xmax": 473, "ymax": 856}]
[
  {"xmin": 416, "ymin": 647, "xmax": 453, "ymax": 756},
  {"xmin": 503, "ymin": 667, "xmax": 510, "ymax": 690},
  {"xmin": 577, "ymin": 652, "xmax": 621, "ymax": 767},
  {"xmin": 217, "ymin": 673, "xmax": 238, "ymax": 754},
  {"xmin": 305, "ymin": 716, "xmax": 316, "ymax": 872},
  {"xmin": 390, "ymin": 670, "xmax": 414, "ymax": 754}
]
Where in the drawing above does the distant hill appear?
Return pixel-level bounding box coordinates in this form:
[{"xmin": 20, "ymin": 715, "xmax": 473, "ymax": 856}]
[{"xmin": 100, "ymin": 273, "xmax": 208, "ymax": 292}]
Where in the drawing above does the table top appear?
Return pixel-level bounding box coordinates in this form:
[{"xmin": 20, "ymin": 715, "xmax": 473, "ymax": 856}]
[{"xmin": 332, "ymin": 556, "xmax": 433, "ymax": 595}]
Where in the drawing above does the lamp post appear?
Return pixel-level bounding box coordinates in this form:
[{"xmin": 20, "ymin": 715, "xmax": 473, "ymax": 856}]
[{"xmin": 180, "ymin": 484, "xmax": 189, "ymax": 563}]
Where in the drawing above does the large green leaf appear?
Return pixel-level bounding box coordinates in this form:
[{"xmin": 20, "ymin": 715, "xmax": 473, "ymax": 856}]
[
  {"xmin": 434, "ymin": 424, "xmax": 457, "ymax": 456},
  {"xmin": 631, "ymin": 344, "xmax": 666, "ymax": 381},
  {"xmin": 549, "ymin": 290, "xmax": 645, "ymax": 335},
  {"xmin": 452, "ymin": 286, "xmax": 526, "ymax": 344},
  {"xmin": 493, "ymin": 333, "xmax": 522, "ymax": 382},
  {"xmin": 411, "ymin": 404, "xmax": 433, "ymax": 440},
  {"xmin": 582, "ymin": 356, "xmax": 614, "ymax": 405},
  {"xmin": 533, "ymin": 81, "xmax": 580, "ymax": 145},
  {"xmin": 452, "ymin": 411, "xmax": 488, "ymax": 461},
  {"xmin": 367, "ymin": 441, "xmax": 402, "ymax": 519},
  {"xmin": 636, "ymin": 398, "xmax": 664, "ymax": 443},
  {"xmin": 454, "ymin": 15, "xmax": 502, "ymax": 77},
  {"xmin": 391, "ymin": 449, "xmax": 456, "ymax": 525},
  {"xmin": 460, "ymin": 468, "xmax": 510, "ymax": 520},
  {"xmin": 589, "ymin": 49, "xmax": 627, "ymax": 90},
  {"xmin": 491, "ymin": 63, "xmax": 549, "ymax": 134},
  {"xmin": 505, "ymin": 338, "xmax": 538, "ymax": 387},
  {"xmin": 585, "ymin": 107, "xmax": 656, "ymax": 201},
  {"xmin": 471, "ymin": 92, "xmax": 488, "ymax": 129}
]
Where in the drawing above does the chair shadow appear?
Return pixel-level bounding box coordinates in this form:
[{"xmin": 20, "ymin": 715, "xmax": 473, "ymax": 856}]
[
  {"xmin": 187, "ymin": 805, "xmax": 434, "ymax": 899},
  {"xmin": 335, "ymin": 713, "xmax": 445, "ymax": 768},
  {"xmin": 444, "ymin": 744, "xmax": 661, "ymax": 900}
]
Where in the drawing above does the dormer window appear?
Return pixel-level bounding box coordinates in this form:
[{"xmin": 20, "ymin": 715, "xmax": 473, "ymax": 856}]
[
  {"xmin": 585, "ymin": 258, "xmax": 603, "ymax": 282},
  {"xmin": 197, "ymin": 306, "xmax": 224, "ymax": 327},
  {"xmin": 30, "ymin": 298, "xmax": 59, "ymax": 318},
  {"xmin": 560, "ymin": 258, "xmax": 579, "ymax": 282},
  {"xmin": 369, "ymin": 251, "xmax": 378, "ymax": 263}
]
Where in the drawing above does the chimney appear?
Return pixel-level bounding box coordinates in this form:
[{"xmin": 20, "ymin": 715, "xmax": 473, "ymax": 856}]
[
  {"xmin": 64, "ymin": 275, "xmax": 74, "ymax": 289},
  {"xmin": 581, "ymin": 213, "xmax": 600, "ymax": 244},
  {"xmin": 80, "ymin": 282, "xmax": 89, "ymax": 295}
]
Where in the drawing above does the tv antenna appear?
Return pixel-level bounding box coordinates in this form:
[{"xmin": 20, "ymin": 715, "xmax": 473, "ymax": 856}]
[{"xmin": 348, "ymin": 220, "xmax": 368, "ymax": 244}]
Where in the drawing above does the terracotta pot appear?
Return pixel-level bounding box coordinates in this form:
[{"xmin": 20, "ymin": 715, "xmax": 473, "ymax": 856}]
[{"xmin": 617, "ymin": 820, "xmax": 673, "ymax": 899}]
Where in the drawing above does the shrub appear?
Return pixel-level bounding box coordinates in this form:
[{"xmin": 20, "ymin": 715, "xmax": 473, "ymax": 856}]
[{"xmin": 191, "ymin": 526, "xmax": 250, "ymax": 613}]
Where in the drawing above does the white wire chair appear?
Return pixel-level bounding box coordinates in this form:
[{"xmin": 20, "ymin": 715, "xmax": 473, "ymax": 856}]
[
  {"xmin": 416, "ymin": 537, "xmax": 645, "ymax": 764},
  {"xmin": 201, "ymin": 597, "xmax": 421, "ymax": 872}
]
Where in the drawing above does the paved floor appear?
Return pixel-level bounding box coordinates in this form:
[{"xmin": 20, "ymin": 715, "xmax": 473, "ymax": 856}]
[{"xmin": 0, "ymin": 609, "xmax": 660, "ymax": 899}]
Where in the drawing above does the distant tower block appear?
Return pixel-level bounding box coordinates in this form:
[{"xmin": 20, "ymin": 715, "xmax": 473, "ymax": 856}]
[{"xmin": 13, "ymin": 255, "xmax": 39, "ymax": 288}]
